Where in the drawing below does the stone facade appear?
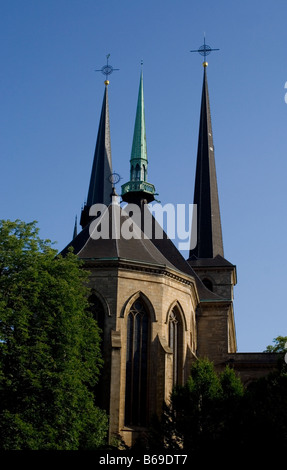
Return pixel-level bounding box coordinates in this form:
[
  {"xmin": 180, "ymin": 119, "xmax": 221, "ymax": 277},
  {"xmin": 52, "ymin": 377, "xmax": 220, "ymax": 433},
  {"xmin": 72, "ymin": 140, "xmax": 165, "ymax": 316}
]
[
  {"xmin": 80, "ymin": 252, "xmax": 279, "ymax": 446},
  {"xmin": 60, "ymin": 64, "xmax": 280, "ymax": 447},
  {"xmin": 85, "ymin": 259, "xmax": 199, "ymax": 446}
]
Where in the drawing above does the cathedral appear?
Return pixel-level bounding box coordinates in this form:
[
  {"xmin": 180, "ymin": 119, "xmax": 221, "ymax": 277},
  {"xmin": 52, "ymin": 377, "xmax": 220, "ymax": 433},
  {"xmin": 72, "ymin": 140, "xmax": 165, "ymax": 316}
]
[{"xmin": 61, "ymin": 58, "xmax": 278, "ymax": 446}]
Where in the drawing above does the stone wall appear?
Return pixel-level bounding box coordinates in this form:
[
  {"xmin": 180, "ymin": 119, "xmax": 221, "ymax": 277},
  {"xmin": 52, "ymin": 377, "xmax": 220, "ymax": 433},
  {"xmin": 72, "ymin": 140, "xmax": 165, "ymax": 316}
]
[{"xmin": 85, "ymin": 260, "xmax": 198, "ymax": 445}]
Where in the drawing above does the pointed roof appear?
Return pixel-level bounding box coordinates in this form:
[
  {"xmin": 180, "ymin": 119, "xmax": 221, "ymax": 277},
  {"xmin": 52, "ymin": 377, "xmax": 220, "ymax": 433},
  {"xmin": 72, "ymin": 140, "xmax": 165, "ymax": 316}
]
[
  {"xmin": 73, "ymin": 215, "xmax": 78, "ymax": 239},
  {"xmin": 61, "ymin": 200, "xmax": 225, "ymax": 303},
  {"xmin": 121, "ymin": 70, "xmax": 155, "ymax": 204},
  {"xmin": 87, "ymin": 83, "xmax": 113, "ymax": 207},
  {"xmin": 61, "ymin": 66, "xmax": 228, "ymax": 304},
  {"xmin": 189, "ymin": 64, "xmax": 224, "ymax": 259},
  {"xmin": 130, "ymin": 70, "xmax": 147, "ymax": 164},
  {"xmin": 80, "ymin": 83, "xmax": 113, "ymax": 228},
  {"xmin": 62, "ymin": 201, "xmax": 183, "ymax": 268}
]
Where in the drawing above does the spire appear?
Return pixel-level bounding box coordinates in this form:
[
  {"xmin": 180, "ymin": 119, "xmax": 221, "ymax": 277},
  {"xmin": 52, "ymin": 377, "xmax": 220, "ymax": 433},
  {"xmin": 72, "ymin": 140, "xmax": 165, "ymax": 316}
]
[
  {"xmin": 131, "ymin": 68, "xmax": 147, "ymax": 167},
  {"xmin": 189, "ymin": 63, "xmax": 224, "ymax": 259},
  {"xmin": 80, "ymin": 82, "xmax": 113, "ymax": 228},
  {"xmin": 73, "ymin": 215, "xmax": 78, "ymax": 239},
  {"xmin": 121, "ymin": 69, "xmax": 156, "ymax": 204}
]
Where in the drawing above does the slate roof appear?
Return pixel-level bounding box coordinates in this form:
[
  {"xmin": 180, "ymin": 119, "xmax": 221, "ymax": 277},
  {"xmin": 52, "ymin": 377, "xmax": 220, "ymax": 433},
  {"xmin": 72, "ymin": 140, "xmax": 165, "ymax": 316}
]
[
  {"xmin": 86, "ymin": 84, "xmax": 113, "ymax": 208},
  {"xmin": 188, "ymin": 254, "xmax": 235, "ymax": 268},
  {"xmin": 189, "ymin": 65, "xmax": 224, "ymax": 260},
  {"xmin": 80, "ymin": 84, "xmax": 113, "ymax": 229},
  {"xmin": 61, "ymin": 202, "xmax": 225, "ymax": 302}
]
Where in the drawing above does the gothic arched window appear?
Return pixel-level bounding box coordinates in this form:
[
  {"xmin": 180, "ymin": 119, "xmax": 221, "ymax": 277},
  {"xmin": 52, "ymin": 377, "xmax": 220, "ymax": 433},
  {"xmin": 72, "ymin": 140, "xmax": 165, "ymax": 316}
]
[
  {"xmin": 143, "ymin": 164, "xmax": 146, "ymax": 181},
  {"xmin": 131, "ymin": 165, "xmax": 135, "ymax": 181},
  {"xmin": 135, "ymin": 164, "xmax": 141, "ymax": 181},
  {"xmin": 168, "ymin": 307, "xmax": 183, "ymax": 386},
  {"xmin": 89, "ymin": 293, "xmax": 105, "ymax": 347},
  {"xmin": 202, "ymin": 278, "xmax": 213, "ymax": 292},
  {"xmin": 125, "ymin": 299, "xmax": 149, "ymax": 426}
]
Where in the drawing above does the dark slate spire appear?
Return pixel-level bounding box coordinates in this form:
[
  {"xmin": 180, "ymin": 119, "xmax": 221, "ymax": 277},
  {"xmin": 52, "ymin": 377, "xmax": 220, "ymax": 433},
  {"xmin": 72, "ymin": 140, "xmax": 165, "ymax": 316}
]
[
  {"xmin": 73, "ymin": 215, "xmax": 78, "ymax": 239},
  {"xmin": 189, "ymin": 63, "xmax": 224, "ymax": 259},
  {"xmin": 80, "ymin": 82, "xmax": 113, "ymax": 229},
  {"xmin": 121, "ymin": 69, "xmax": 156, "ymax": 205}
]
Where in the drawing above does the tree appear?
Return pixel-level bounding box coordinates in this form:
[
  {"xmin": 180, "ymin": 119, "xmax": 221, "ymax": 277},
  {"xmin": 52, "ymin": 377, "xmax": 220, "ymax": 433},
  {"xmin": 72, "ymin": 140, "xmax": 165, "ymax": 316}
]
[
  {"xmin": 241, "ymin": 336, "xmax": 287, "ymax": 450},
  {"xmin": 0, "ymin": 220, "xmax": 108, "ymax": 450},
  {"xmin": 148, "ymin": 359, "xmax": 244, "ymax": 453},
  {"xmin": 148, "ymin": 347, "xmax": 287, "ymax": 455},
  {"xmin": 264, "ymin": 335, "xmax": 287, "ymax": 353}
]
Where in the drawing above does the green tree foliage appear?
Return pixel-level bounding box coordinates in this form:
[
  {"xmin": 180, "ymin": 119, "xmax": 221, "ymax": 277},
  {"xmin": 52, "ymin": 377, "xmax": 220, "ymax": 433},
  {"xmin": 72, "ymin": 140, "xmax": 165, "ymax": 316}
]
[
  {"xmin": 148, "ymin": 359, "xmax": 244, "ymax": 453},
  {"xmin": 148, "ymin": 355, "xmax": 287, "ymax": 454},
  {"xmin": 264, "ymin": 335, "xmax": 287, "ymax": 353},
  {"xmin": 241, "ymin": 368, "xmax": 287, "ymax": 450},
  {"xmin": 243, "ymin": 336, "xmax": 287, "ymax": 449},
  {"xmin": 0, "ymin": 220, "xmax": 108, "ymax": 450}
]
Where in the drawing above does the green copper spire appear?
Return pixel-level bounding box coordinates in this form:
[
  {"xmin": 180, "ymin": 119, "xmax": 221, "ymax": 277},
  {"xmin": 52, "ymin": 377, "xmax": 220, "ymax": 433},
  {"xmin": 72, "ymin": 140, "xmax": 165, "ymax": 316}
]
[
  {"xmin": 130, "ymin": 69, "xmax": 147, "ymax": 172},
  {"xmin": 121, "ymin": 70, "xmax": 155, "ymax": 204}
]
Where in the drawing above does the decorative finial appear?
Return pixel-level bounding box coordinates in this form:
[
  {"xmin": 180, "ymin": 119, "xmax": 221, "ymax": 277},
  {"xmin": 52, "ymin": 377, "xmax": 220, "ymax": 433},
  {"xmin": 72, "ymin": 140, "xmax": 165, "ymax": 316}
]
[
  {"xmin": 108, "ymin": 172, "xmax": 121, "ymax": 202},
  {"xmin": 108, "ymin": 172, "xmax": 122, "ymax": 186},
  {"xmin": 190, "ymin": 37, "xmax": 219, "ymax": 66},
  {"xmin": 95, "ymin": 54, "xmax": 119, "ymax": 83}
]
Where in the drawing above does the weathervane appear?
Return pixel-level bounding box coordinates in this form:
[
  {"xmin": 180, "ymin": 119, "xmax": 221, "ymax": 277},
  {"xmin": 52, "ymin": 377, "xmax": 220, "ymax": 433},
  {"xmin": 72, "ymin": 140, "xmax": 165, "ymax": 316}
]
[
  {"xmin": 190, "ymin": 36, "xmax": 219, "ymax": 66},
  {"xmin": 95, "ymin": 54, "xmax": 119, "ymax": 83}
]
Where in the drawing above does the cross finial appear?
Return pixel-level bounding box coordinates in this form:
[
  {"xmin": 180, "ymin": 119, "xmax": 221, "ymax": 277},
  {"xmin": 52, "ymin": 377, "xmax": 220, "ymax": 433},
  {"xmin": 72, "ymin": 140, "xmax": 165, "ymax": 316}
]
[
  {"xmin": 95, "ymin": 54, "xmax": 119, "ymax": 84},
  {"xmin": 190, "ymin": 37, "xmax": 219, "ymax": 67}
]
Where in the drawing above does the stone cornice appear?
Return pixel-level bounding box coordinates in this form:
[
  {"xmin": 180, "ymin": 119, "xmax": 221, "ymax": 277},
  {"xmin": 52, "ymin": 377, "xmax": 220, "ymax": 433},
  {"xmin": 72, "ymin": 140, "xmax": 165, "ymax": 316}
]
[
  {"xmin": 191, "ymin": 263, "xmax": 237, "ymax": 285},
  {"xmin": 82, "ymin": 257, "xmax": 199, "ymax": 300}
]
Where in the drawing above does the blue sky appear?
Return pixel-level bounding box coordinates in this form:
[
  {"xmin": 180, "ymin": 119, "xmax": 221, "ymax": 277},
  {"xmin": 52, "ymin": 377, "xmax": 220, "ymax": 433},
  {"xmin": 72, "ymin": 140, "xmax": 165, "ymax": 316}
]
[{"xmin": 1, "ymin": 0, "xmax": 287, "ymax": 352}]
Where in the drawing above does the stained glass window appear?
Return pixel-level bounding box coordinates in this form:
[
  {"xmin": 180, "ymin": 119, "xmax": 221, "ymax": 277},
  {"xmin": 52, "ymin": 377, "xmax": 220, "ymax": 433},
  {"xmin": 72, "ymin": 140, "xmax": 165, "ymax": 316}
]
[
  {"xmin": 125, "ymin": 299, "xmax": 149, "ymax": 426},
  {"xmin": 169, "ymin": 308, "xmax": 179, "ymax": 386}
]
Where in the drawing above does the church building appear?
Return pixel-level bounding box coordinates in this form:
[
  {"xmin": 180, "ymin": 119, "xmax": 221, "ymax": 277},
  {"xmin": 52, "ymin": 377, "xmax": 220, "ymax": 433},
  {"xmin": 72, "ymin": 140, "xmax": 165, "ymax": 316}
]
[{"xmin": 61, "ymin": 57, "xmax": 278, "ymax": 446}]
